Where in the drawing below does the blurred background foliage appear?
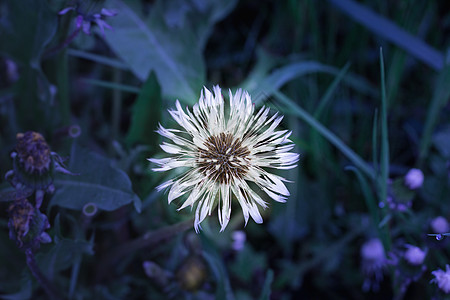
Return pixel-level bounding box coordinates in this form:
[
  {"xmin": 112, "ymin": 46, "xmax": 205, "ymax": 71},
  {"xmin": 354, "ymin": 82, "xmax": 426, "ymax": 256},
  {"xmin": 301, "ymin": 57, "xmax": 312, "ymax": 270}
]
[{"xmin": 1, "ymin": 0, "xmax": 450, "ymax": 299}]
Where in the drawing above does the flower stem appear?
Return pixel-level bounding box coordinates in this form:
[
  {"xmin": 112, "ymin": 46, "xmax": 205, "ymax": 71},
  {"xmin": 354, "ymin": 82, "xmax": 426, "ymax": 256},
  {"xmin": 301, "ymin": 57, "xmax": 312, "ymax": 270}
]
[
  {"xmin": 95, "ymin": 219, "xmax": 193, "ymax": 282},
  {"xmin": 25, "ymin": 249, "xmax": 62, "ymax": 300},
  {"xmin": 43, "ymin": 27, "xmax": 81, "ymax": 59}
]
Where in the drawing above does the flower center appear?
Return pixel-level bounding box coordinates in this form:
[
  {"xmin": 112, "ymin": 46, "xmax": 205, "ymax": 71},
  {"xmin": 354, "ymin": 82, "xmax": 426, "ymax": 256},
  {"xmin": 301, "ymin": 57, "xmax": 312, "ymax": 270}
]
[{"xmin": 197, "ymin": 133, "xmax": 250, "ymax": 184}]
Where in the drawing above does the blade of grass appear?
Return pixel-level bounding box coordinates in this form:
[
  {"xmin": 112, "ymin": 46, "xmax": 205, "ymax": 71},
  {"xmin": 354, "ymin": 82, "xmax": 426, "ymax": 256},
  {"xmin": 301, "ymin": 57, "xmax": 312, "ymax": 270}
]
[
  {"xmin": 67, "ymin": 48, "xmax": 129, "ymax": 70},
  {"xmin": 273, "ymin": 90, "xmax": 375, "ymax": 179},
  {"xmin": 372, "ymin": 109, "xmax": 379, "ymax": 176},
  {"xmin": 418, "ymin": 64, "xmax": 450, "ymax": 165},
  {"xmin": 313, "ymin": 62, "xmax": 351, "ymax": 119},
  {"xmin": 345, "ymin": 166, "xmax": 390, "ymax": 249},
  {"xmin": 328, "ymin": 0, "xmax": 444, "ymax": 71},
  {"xmin": 80, "ymin": 78, "xmax": 141, "ymax": 94},
  {"xmin": 378, "ymin": 48, "xmax": 391, "ymax": 251},
  {"xmin": 249, "ymin": 61, "xmax": 377, "ymax": 104},
  {"xmin": 379, "ymin": 48, "xmax": 389, "ymax": 206},
  {"xmin": 258, "ymin": 269, "xmax": 274, "ymax": 300}
]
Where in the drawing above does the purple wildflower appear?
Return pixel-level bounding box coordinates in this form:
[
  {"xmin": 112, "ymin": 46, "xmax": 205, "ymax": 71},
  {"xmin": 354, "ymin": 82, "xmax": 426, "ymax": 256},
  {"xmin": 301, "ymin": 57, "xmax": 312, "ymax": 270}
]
[
  {"xmin": 403, "ymin": 245, "xmax": 426, "ymax": 266},
  {"xmin": 59, "ymin": 5, "xmax": 117, "ymax": 36},
  {"xmin": 432, "ymin": 265, "xmax": 450, "ymax": 294},
  {"xmin": 231, "ymin": 231, "xmax": 246, "ymax": 251},
  {"xmin": 404, "ymin": 168, "xmax": 424, "ymax": 190},
  {"xmin": 360, "ymin": 238, "xmax": 389, "ymax": 291},
  {"xmin": 431, "ymin": 216, "xmax": 449, "ymax": 234}
]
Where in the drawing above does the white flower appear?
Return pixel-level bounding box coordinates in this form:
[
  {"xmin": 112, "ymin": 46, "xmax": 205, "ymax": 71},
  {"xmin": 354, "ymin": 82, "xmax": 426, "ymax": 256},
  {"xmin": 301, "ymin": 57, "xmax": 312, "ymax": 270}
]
[
  {"xmin": 149, "ymin": 86, "xmax": 299, "ymax": 232},
  {"xmin": 404, "ymin": 168, "xmax": 424, "ymax": 190},
  {"xmin": 432, "ymin": 265, "xmax": 450, "ymax": 294},
  {"xmin": 404, "ymin": 245, "xmax": 426, "ymax": 266}
]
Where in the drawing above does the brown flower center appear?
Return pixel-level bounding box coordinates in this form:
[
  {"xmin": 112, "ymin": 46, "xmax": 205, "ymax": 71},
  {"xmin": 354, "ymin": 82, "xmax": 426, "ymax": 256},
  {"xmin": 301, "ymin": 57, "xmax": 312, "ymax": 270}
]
[{"xmin": 197, "ymin": 133, "xmax": 250, "ymax": 184}]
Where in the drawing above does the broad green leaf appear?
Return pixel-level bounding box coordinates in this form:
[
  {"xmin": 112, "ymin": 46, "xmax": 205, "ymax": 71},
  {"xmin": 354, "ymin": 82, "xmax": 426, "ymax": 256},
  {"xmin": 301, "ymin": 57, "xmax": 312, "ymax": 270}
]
[
  {"xmin": 50, "ymin": 143, "xmax": 142, "ymax": 212},
  {"xmin": 101, "ymin": 0, "xmax": 202, "ymax": 104},
  {"xmin": 0, "ymin": 0, "xmax": 58, "ymax": 128},
  {"xmin": 126, "ymin": 72, "xmax": 162, "ymax": 147},
  {"xmin": 153, "ymin": 0, "xmax": 238, "ymax": 50},
  {"xmin": 0, "ymin": 0, "xmax": 56, "ymax": 64}
]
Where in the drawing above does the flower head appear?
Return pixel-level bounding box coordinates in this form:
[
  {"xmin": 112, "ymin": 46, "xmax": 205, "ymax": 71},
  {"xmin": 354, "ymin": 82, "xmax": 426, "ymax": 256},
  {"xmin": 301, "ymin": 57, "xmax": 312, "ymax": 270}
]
[
  {"xmin": 8, "ymin": 198, "xmax": 51, "ymax": 249},
  {"xmin": 404, "ymin": 168, "xmax": 424, "ymax": 190},
  {"xmin": 6, "ymin": 131, "xmax": 77, "ymax": 207},
  {"xmin": 432, "ymin": 265, "xmax": 450, "ymax": 294},
  {"xmin": 360, "ymin": 238, "xmax": 388, "ymax": 291},
  {"xmin": 431, "ymin": 216, "xmax": 449, "ymax": 234},
  {"xmin": 231, "ymin": 230, "xmax": 246, "ymax": 251},
  {"xmin": 15, "ymin": 132, "xmax": 52, "ymax": 175},
  {"xmin": 59, "ymin": 4, "xmax": 117, "ymax": 36},
  {"xmin": 150, "ymin": 86, "xmax": 299, "ymax": 232},
  {"xmin": 403, "ymin": 245, "xmax": 426, "ymax": 266}
]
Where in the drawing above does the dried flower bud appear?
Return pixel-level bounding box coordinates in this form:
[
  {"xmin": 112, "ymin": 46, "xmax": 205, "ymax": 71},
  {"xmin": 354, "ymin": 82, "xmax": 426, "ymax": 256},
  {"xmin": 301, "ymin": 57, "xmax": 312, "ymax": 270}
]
[
  {"xmin": 15, "ymin": 132, "xmax": 52, "ymax": 175},
  {"xmin": 176, "ymin": 256, "xmax": 208, "ymax": 292},
  {"xmin": 8, "ymin": 131, "xmax": 76, "ymax": 199},
  {"xmin": 8, "ymin": 198, "xmax": 51, "ymax": 249}
]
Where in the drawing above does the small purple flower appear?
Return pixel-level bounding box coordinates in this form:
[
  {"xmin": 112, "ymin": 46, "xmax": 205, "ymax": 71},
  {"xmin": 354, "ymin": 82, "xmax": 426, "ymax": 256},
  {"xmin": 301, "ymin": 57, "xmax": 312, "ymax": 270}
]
[
  {"xmin": 432, "ymin": 265, "xmax": 450, "ymax": 294},
  {"xmin": 360, "ymin": 238, "xmax": 388, "ymax": 291},
  {"xmin": 231, "ymin": 231, "xmax": 246, "ymax": 251},
  {"xmin": 431, "ymin": 216, "xmax": 449, "ymax": 234},
  {"xmin": 403, "ymin": 245, "xmax": 426, "ymax": 266},
  {"xmin": 59, "ymin": 5, "xmax": 117, "ymax": 36},
  {"xmin": 404, "ymin": 168, "xmax": 424, "ymax": 190}
]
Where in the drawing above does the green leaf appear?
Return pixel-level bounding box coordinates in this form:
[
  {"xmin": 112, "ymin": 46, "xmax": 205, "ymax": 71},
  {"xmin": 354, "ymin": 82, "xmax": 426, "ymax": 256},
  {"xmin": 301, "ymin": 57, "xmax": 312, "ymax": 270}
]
[
  {"xmin": 154, "ymin": 0, "xmax": 238, "ymax": 51},
  {"xmin": 230, "ymin": 246, "xmax": 267, "ymax": 283},
  {"xmin": 50, "ymin": 143, "xmax": 142, "ymax": 212},
  {"xmin": 201, "ymin": 235, "xmax": 235, "ymax": 300},
  {"xmin": 433, "ymin": 126, "xmax": 450, "ymax": 159},
  {"xmin": 328, "ymin": 0, "xmax": 444, "ymax": 70},
  {"xmin": 0, "ymin": 0, "xmax": 58, "ymax": 128},
  {"xmin": 0, "ymin": 0, "xmax": 57, "ymax": 64},
  {"xmin": 0, "ymin": 278, "xmax": 32, "ymax": 300},
  {"xmin": 36, "ymin": 238, "xmax": 94, "ymax": 279},
  {"xmin": 258, "ymin": 269, "xmax": 274, "ymax": 300},
  {"xmin": 125, "ymin": 72, "xmax": 162, "ymax": 147},
  {"xmin": 101, "ymin": 0, "xmax": 205, "ymax": 103},
  {"xmin": 419, "ymin": 64, "xmax": 450, "ymax": 163}
]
